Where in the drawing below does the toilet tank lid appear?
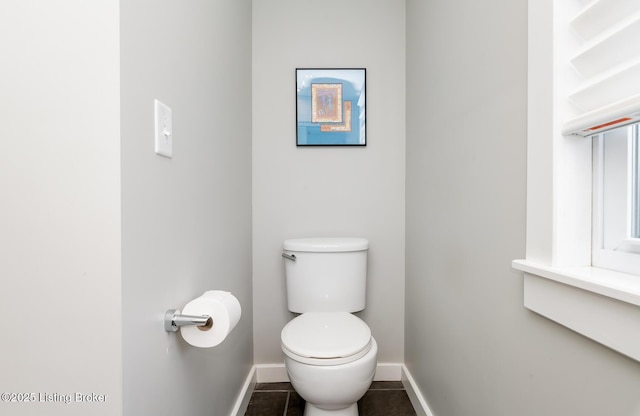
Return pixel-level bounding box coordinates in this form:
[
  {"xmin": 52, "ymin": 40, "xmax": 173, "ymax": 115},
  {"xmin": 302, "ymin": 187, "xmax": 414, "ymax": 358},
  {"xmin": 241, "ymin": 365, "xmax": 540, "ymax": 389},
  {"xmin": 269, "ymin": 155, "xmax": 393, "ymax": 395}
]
[{"xmin": 283, "ymin": 238, "xmax": 369, "ymax": 252}]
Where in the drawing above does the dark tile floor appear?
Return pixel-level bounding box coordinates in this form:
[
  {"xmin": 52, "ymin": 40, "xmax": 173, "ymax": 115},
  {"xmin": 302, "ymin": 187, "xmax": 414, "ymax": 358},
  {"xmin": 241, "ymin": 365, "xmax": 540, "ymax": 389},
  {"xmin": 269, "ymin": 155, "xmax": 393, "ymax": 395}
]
[{"xmin": 244, "ymin": 381, "xmax": 417, "ymax": 416}]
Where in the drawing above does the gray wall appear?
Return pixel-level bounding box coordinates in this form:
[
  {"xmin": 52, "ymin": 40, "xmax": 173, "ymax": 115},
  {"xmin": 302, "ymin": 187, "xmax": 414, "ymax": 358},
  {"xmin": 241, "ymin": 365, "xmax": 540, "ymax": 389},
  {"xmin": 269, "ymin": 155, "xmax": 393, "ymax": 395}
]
[
  {"xmin": 0, "ymin": 2, "xmax": 122, "ymax": 415},
  {"xmin": 405, "ymin": 1, "xmax": 640, "ymax": 416},
  {"xmin": 252, "ymin": 0, "xmax": 406, "ymax": 365},
  {"xmin": 120, "ymin": 1, "xmax": 253, "ymax": 415}
]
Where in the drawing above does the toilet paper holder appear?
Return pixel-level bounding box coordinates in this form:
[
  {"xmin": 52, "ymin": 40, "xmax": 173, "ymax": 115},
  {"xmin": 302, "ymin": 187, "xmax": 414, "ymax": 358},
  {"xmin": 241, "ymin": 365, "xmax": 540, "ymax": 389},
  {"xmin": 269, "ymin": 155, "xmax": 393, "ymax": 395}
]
[{"xmin": 164, "ymin": 309, "xmax": 213, "ymax": 332}]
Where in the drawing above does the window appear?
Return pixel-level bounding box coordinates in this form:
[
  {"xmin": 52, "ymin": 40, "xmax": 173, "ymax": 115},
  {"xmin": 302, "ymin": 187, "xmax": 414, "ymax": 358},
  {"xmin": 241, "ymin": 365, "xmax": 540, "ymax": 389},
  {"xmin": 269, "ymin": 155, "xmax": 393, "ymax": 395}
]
[
  {"xmin": 567, "ymin": 0, "xmax": 640, "ymax": 275},
  {"xmin": 593, "ymin": 124, "xmax": 640, "ymax": 275},
  {"xmin": 513, "ymin": 0, "xmax": 640, "ymax": 363}
]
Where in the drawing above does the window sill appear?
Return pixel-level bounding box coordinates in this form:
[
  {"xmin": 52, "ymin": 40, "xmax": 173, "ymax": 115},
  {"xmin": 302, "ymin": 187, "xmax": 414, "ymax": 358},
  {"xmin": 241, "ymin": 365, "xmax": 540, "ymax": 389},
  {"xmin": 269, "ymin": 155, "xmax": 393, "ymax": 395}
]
[{"xmin": 512, "ymin": 260, "xmax": 640, "ymax": 363}]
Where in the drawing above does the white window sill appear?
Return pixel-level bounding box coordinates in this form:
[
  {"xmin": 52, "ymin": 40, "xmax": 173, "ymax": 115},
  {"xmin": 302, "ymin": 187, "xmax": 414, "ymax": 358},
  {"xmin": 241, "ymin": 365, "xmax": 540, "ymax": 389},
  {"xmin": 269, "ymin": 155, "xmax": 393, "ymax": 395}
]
[{"xmin": 512, "ymin": 259, "xmax": 640, "ymax": 363}]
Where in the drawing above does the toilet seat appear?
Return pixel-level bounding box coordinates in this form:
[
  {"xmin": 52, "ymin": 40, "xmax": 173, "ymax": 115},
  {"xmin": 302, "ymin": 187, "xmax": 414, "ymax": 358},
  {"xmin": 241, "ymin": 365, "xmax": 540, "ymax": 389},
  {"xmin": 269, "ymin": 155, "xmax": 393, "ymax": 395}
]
[{"xmin": 281, "ymin": 312, "xmax": 372, "ymax": 366}]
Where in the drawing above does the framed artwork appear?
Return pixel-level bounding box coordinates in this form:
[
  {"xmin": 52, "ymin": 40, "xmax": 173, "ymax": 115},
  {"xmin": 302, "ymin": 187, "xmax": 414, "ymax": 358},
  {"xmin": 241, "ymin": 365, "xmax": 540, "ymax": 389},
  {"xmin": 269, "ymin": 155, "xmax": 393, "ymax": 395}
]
[{"xmin": 296, "ymin": 68, "xmax": 366, "ymax": 146}]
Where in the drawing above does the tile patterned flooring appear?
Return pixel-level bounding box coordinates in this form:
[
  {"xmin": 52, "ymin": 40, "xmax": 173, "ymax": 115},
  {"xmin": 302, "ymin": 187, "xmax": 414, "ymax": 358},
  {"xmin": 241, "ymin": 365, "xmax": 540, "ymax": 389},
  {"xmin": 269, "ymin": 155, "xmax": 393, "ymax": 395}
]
[{"xmin": 244, "ymin": 381, "xmax": 417, "ymax": 416}]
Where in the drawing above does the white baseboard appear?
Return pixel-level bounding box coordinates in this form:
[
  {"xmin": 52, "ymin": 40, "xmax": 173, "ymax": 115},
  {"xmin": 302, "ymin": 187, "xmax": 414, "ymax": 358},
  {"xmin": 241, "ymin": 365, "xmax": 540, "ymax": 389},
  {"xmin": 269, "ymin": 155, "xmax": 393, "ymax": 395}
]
[
  {"xmin": 373, "ymin": 362, "xmax": 403, "ymax": 381},
  {"xmin": 254, "ymin": 362, "xmax": 404, "ymax": 383},
  {"xmin": 401, "ymin": 365, "xmax": 434, "ymax": 416},
  {"xmin": 234, "ymin": 363, "xmax": 434, "ymax": 416},
  {"xmin": 229, "ymin": 366, "xmax": 256, "ymax": 416},
  {"xmin": 255, "ymin": 363, "xmax": 289, "ymax": 383}
]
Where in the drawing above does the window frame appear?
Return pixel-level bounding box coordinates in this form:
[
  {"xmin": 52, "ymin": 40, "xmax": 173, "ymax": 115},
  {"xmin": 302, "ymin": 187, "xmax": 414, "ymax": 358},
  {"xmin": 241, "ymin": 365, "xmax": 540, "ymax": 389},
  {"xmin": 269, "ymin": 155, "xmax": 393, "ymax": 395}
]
[
  {"xmin": 513, "ymin": 0, "xmax": 640, "ymax": 363},
  {"xmin": 592, "ymin": 125, "xmax": 640, "ymax": 275}
]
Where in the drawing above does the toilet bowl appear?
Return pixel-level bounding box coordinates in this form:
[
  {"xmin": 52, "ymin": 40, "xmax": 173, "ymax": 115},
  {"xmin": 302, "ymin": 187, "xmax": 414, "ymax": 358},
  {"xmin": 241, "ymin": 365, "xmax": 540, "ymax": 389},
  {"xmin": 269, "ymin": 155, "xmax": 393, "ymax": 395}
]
[{"xmin": 281, "ymin": 312, "xmax": 377, "ymax": 416}]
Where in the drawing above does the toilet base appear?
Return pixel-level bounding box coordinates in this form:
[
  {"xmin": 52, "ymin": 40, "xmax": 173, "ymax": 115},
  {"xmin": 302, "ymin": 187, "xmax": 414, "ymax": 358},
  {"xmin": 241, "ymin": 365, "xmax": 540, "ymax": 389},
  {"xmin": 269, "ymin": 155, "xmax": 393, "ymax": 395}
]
[{"xmin": 304, "ymin": 402, "xmax": 358, "ymax": 416}]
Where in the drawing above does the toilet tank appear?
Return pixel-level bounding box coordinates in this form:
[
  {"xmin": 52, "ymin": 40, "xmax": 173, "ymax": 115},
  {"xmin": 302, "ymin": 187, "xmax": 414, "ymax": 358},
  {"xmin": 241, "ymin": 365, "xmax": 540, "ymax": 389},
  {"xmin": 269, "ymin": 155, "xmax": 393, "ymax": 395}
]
[{"xmin": 282, "ymin": 238, "xmax": 369, "ymax": 313}]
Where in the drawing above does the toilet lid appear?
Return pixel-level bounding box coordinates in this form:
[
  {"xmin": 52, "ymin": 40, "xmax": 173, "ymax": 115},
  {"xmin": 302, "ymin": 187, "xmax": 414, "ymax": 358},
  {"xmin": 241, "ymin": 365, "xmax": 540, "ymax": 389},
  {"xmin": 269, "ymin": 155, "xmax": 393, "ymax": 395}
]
[{"xmin": 281, "ymin": 312, "xmax": 371, "ymax": 359}]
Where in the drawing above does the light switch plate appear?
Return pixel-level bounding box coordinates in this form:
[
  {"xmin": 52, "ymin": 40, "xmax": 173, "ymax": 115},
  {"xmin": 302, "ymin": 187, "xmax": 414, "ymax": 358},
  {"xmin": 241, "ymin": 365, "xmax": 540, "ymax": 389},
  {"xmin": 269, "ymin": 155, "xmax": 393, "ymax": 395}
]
[{"xmin": 154, "ymin": 99, "xmax": 173, "ymax": 158}]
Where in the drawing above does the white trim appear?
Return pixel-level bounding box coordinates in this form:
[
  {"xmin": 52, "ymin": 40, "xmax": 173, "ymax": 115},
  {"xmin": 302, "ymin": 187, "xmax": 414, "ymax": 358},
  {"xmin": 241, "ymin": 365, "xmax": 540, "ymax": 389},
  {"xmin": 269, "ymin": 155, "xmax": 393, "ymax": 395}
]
[
  {"xmin": 514, "ymin": 260, "xmax": 640, "ymax": 363},
  {"xmin": 521, "ymin": 271, "xmax": 640, "ymax": 363},
  {"xmin": 255, "ymin": 363, "xmax": 289, "ymax": 383},
  {"xmin": 373, "ymin": 362, "xmax": 403, "ymax": 381},
  {"xmin": 527, "ymin": 0, "xmax": 594, "ymax": 267},
  {"xmin": 401, "ymin": 365, "xmax": 435, "ymax": 416},
  {"xmin": 593, "ymin": 242, "xmax": 640, "ymax": 276},
  {"xmin": 230, "ymin": 366, "xmax": 256, "ymax": 416},
  {"xmin": 254, "ymin": 362, "xmax": 405, "ymax": 383},
  {"xmin": 513, "ymin": 260, "xmax": 640, "ymax": 306}
]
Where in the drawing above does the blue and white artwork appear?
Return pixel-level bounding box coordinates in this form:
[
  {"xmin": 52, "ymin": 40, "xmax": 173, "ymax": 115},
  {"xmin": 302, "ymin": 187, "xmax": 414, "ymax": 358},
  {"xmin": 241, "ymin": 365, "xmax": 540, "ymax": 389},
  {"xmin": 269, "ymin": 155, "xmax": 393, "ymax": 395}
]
[{"xmin": 296, "ymin": 68, "xmax": 366, "ymax": 146}]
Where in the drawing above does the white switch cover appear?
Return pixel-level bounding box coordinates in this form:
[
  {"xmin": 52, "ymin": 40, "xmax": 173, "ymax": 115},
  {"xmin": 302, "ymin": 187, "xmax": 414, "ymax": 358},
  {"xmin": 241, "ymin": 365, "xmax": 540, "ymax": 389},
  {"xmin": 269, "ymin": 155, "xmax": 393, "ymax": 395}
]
[{"xmin": 154, "ymin": 99, "xmax": 173, "ymax": 158}]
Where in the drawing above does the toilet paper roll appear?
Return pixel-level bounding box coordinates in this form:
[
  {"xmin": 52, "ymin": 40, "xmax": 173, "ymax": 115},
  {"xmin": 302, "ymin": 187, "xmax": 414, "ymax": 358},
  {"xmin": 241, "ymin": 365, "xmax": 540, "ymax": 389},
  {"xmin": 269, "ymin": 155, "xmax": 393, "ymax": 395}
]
[{"xmin": 180, "ymin": 290, "xmax": 241, "ymax": 348}]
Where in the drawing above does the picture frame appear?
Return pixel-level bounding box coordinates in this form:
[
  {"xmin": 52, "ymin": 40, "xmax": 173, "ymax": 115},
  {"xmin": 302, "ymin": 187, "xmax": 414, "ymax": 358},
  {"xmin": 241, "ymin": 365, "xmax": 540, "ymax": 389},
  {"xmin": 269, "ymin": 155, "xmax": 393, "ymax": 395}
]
[{"xmin": 296, "ymin": 68, "xmax": 366, "ymax": 146}]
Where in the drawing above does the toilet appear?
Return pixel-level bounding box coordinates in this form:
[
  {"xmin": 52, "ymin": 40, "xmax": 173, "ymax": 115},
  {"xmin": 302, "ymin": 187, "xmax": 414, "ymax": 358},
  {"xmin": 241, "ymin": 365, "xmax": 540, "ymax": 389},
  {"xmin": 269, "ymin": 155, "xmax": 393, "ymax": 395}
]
[{"xmin": 280, "ymin": 238, "xmax": 377, "ymax": 416}]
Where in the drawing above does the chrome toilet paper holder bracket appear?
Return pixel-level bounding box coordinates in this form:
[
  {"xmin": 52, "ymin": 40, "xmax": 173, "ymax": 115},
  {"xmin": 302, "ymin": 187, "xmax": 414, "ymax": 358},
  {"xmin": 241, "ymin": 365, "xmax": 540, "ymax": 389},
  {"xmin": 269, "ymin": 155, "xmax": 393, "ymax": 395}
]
[{"xmin": 164, "ymin": 309, "xmax": 213, "ymax": 332}]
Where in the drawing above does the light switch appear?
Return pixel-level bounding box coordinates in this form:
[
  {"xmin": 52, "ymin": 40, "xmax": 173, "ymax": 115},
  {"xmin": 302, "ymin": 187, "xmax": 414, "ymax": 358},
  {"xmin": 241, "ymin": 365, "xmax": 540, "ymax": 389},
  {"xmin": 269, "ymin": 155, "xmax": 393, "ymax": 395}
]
[{"xmin": 154, "ymin": 99, "xmax": 173, "ymax": 158}]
